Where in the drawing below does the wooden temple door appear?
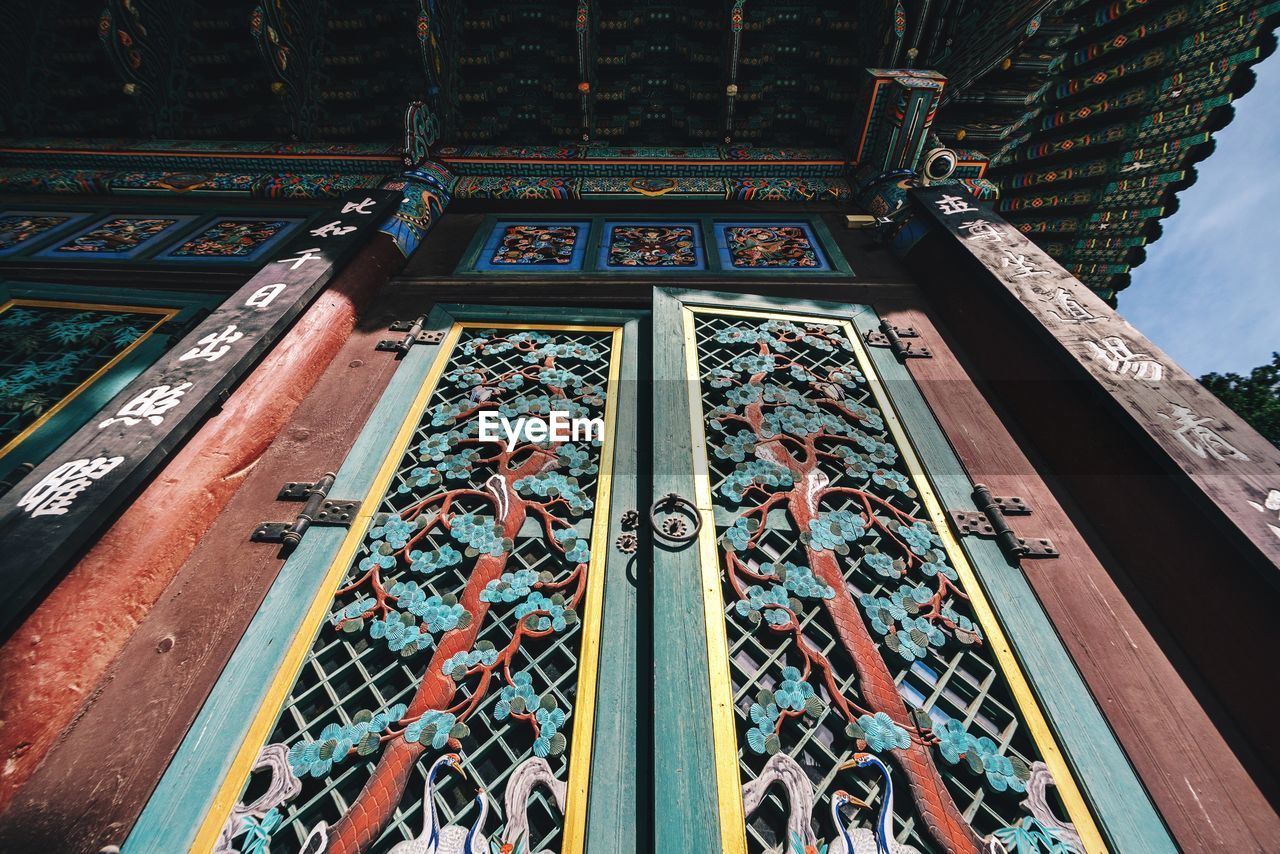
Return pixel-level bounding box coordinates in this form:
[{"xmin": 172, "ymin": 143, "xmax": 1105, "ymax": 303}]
[
  {"xmin": 649, "ymin": 288, "xmax": 1173, "ymax": 854},
  {"xmin": 129, "ymin": 304, "xmax": 645, "ymax": 853},
  {"xmin": 126, "ymin": 289, "xmax": 1178, "ymax": 854}
]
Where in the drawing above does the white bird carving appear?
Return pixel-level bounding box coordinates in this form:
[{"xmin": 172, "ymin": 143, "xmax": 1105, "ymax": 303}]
[
  {"xmin": 429, "ymin": 787, "xmax": 489, "ymax": 854},
  {"xmin": 829, "ymin": 754, "xmax": 921, "ymax": 854},
  {"xmin": 386, "ymin": 752, "xmax": 487, "ymax": 854},
  {"xmin": 299, "ymin": 820, "xmax": 327, "ymax": 854},
  {"xmin": 496, "ymin": 757, "xmax": 567, "ymax": 854},
  {"xmin": 741, "ymin": 752, "xmax": 820, "ymax": 853}
]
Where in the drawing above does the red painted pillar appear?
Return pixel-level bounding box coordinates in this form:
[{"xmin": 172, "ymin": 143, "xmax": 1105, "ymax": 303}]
[{"xmin": 0, "ymin": 235, "xmax": 405, "ymax": 811}]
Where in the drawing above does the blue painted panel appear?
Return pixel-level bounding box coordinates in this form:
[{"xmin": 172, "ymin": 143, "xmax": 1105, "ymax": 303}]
[
  {"xmin": 154, "ymin": 216, "xmax": 306, "ymax": 265},
  {"xmin": 597, "ymin": 220, "xmax": 707, "ymax": 271},
  {"xmin": 0, "ymin": 210, "xmax": 96, "ymax": 256},
  {"xmin": 712, "ymin": 221, "xmax": 832, "ymax": 271},
  {"xmin": 472, "ymin": 220, "xmax": 592, "ymax": 271},
  {"xmin": 33, "ymin": 213, "xmax": 201, "ymax": 261}
]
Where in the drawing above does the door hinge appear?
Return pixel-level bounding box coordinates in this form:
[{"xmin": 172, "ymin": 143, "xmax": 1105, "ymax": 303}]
[
  {"xmin": 376, "ymin": 316, "xmax": 445, "ymax": 356},
  {"xmin": 947, "ymin": 484, "xmax": 1058, "ymax": 561},
  {"xmin": 251, "ymin": 472, "xmax": 360, "ymax": 552},
  {"xmin": 863, "ymin": 320, "xmax": 931, "ymax": 360}
]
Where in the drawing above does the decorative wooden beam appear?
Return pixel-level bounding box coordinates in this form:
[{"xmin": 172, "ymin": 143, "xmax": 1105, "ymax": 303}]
[
  {"xmin": 417, "ymin": 0, "xmax": 460, "ymax": 134},
  {"xmin": 98, "ymin": 0, "xmax": 194, "ymax": 137},
  {"xmin": 250, "ymin": 0, "xmax": 327, "ymax": 141},
  {"xmin": 575, "ymin": 0, "xmax": 594, "ymax": 141},
  {"xmin": 911, "ymin": 184, "xmax": 1280, "ymax": 571},
  {"xmin": 723, "ymin": 0, "xmax": 745, "ymax": 144},
  {"xmin": 0, "ymin": 190, "xmax": 399, "ymax": 632}
]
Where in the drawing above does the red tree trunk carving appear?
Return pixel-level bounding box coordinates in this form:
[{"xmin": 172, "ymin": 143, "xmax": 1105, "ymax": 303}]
[
  {"xmin": 754, "ymin": 395, "xmax": 986, "ymax": 853},
  {"xmin": 326, "ymin": 489, "xmax": 529, "ymax": 853}
]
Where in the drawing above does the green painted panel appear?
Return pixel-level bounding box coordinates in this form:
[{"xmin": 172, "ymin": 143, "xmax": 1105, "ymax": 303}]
[
  {"xmin": 0, "ymin": 280, "xmax": 220, "ymax": 483},
  {"xmin": 651, "ymin": 288, "xmax": 725, "ymax": 853}
]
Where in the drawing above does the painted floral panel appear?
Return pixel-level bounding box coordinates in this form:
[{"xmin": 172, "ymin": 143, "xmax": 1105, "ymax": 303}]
[
  {"xmin": 0, "ymin": 304, "xmax": 162, "ymax": 450},
  {"xmin": 0, "ymin": 215, "xmax": 74, "ymax": 252},
  {"xmin": 215, "ymin": 327, "xmax": 618, "ymax": 854},
  {"xmin": 725, "ymin": 225, "xmax": 821, "ymax": 268},
  {"xmin": 606, "ymin": 225, "xmax": 698, "ymax": 267},
  {"xmin": 170, "ymin": 219, "xmax": 293, "ymax": 257},
  {"xmin": 491, "ymin": 225, "xmax": 580, "ymax": 265},
  {"xmin": 54, "ymin": 217, "xmax": 179, "ymax": 254}
]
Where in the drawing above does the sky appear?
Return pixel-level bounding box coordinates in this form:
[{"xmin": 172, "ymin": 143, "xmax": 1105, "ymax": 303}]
[{"xmin": 1117, "ymin": 43, "xmax": 1280, "ymax": 379}]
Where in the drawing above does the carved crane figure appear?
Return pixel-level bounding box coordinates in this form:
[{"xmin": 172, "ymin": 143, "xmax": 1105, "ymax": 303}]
[
  {"xmin": 429, "ymin": 787, "xmax": 489, "ymax": 854},
  {"xmin": 829, "ymin": 753, "xmax": 921, "ymax": 854},
  {"xmin": 384, "ymin": 752, "xmax": 482, "ymax": 854}
]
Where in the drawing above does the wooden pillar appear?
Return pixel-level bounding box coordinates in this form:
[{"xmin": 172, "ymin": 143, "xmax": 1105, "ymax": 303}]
[{"xmin": 904, "ymin": 184, "xmax": 1280, "ymax": 782}]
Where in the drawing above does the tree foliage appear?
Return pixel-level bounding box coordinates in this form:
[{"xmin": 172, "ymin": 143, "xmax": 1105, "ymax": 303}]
[{"xmin": 1199, "ymin": 352, "xmax": 1280, "ymax": 449}]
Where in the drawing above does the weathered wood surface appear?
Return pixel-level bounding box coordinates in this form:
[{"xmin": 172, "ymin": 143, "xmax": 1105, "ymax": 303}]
[
  {"xmin": 124, "ymin": 307, "xmax": 455, "ymax": 854},
  {"xmin": 874, "ymin": 296, "xmax": 1280, "ymax": 850},
  {"xmin": 0, "ymin": 235, "xmax": 406, "ymax": 852},
  {"xmin": 651, "ymin": 288, "xmax": 728, "ymax": 853},
  {"xmin": 585, "ymin": 316, "xmax": 643, "ymax": 854}
]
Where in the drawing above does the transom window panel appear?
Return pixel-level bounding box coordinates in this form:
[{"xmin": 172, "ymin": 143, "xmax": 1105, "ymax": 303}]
[
  {"xmin": 472, "ymin": 222, "xmax": 593, "ymax": 271},
  {"xmin": 0, "ymin": 207, "xmax": 315, "ymax": 267},
  {"xmin": 0, "ymin": 211, "xmax": 94, "ymax": 256},
  {"xmin": 33, "ymin": 214, "xmax": 200, "ymax": 260},
  {"xmin": 715, "ymin": 222, "xmax": 828, "ymax": 270},
  {"xmin": 205, "ymin": 322, "xmax": 625, "ymax": 854},
  {"xmin": 600, "ymin": 222, "xmax": 706, "ymax": 270},
  {"xmin": 680, "ymin": 305, "xmax": 1101, "ymax": 854},
  {"xmin": 0, "ymin": 299, "xmax": 174, "ymax": 461},
  {"xmin": 458, "ymin": 216, "xmax": 851, "ymax": 276},
  {"xmin": 156, "ymin": 216, "xmax": 305, "ymax": 264}
]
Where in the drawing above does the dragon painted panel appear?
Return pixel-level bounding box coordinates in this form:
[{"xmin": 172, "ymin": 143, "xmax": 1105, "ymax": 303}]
[
  {"xmin": 721, "ymin": 225, "xmax": 824, "ymax": 269},
  {"xmin": 0, "ymin": 214, "xmax": 78, "ymax": 254},
  {"xmin": 169, "ymin": 219, "xmax": 294, "ymax": 258},
  {"xmin": 690, "ymin": 311, "xmax": 1087, "ymax": 854},
  {"xmin": 50, "ymin": 216, "xmax": 180, "ymax": 254},
  {"xmin": 0, "ymin": 303, "xmax": 164, "ymax": 454},
  {"xmin": 605, "ymin": 225, "xmax": 699, "ymax": 268},
  {"xmin": 491, "ymin": 225, "xmax": 582, "ymax": 265},
  {"xmin": 217, "ymin": 326, "xmax": 617, "ymax": 854}
]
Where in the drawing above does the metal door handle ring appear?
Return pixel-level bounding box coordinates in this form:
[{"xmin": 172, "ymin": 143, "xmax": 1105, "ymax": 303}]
[{"xmin": 649, "ymin": 492, "xmax": 702, "ymax": 544}]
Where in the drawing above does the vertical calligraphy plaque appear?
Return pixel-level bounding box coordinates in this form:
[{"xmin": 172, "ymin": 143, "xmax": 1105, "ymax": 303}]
[{"xmin": 911, "ymin": 184, "xmax": 1280, "ymax": 570}]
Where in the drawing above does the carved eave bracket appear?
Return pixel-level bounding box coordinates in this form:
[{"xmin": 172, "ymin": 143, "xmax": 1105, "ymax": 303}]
[
  {"xmin": 98, "ymin": 0, "xmax": 194, "ymax": 137},
  {"xmin": 251, "ymin": 0, "xmax": 326, "ymax": 141}
]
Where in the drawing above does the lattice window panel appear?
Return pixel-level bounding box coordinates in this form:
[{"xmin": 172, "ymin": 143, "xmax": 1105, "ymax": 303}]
[
  {"xmin": 690, "ymin": 312, "xmax": 1064, "ymax": 853},
  {"xmin": 0, "ymin": 302, "xmax": 163, "ymax": 452},
  {"xmin": 236, "ymin": 326, "xmax": 615, "ymax": 853}
]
